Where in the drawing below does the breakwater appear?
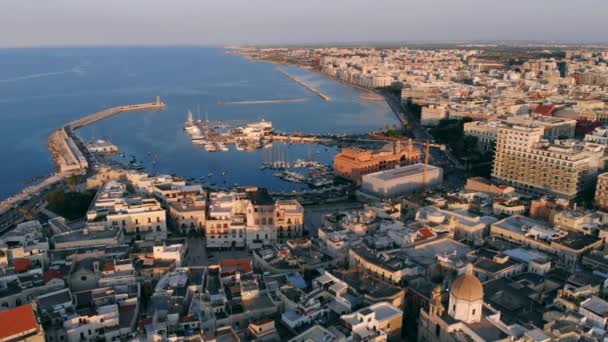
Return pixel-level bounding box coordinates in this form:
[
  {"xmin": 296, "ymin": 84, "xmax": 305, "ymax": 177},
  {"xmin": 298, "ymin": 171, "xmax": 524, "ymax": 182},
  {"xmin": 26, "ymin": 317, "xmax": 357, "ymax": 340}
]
[
  {"xmin": 218, "ymin": 98, "xmax": 307, "ymax": 105},
  {"xmin": 276, "ymin": 68, "xmax": 332, "ymax": 101}
]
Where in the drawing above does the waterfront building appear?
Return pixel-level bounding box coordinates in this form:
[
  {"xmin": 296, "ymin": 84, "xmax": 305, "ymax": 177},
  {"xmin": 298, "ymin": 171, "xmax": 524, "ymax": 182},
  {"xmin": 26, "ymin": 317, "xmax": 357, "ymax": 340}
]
[
  {"xmin": 492, "ymin": 123, "xmax": 607, "ymax": 199},
  {"xmin": 361, "ymin": 163, "xmax": 443, "ymax": 198},
  {"xmin": 334, "ymin": 140, "xmax": 421, "ymax": 183}
]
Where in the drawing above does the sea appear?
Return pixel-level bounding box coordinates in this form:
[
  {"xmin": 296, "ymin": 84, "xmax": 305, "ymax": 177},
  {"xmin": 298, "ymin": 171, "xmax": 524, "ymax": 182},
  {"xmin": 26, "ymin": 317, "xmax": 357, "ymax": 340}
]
[{"xmin": 0, "ymin": 47, "xmax": 398, "ymax": 199}]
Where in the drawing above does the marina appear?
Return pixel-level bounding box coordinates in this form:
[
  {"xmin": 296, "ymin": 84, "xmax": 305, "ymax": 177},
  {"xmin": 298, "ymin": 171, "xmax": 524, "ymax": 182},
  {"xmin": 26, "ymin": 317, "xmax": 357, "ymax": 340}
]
[{"xmin": 184, "ymin": 111, "xmax": 273, "ymax": 152}]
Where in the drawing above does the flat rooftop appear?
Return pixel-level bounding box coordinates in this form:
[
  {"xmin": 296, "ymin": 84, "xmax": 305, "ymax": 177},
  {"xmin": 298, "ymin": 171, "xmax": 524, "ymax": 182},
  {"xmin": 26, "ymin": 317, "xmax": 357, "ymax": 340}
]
[{"xmin": 365, "ymin": 163, "xmax": 440, "ymax": 182}]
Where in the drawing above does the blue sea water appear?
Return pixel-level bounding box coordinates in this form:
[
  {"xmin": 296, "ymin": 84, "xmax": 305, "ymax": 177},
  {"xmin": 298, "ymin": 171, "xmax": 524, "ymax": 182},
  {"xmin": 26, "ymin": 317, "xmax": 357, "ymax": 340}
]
[{"xmin": 0, "ymin": 47, "xmax": 397, "ymax": 199}]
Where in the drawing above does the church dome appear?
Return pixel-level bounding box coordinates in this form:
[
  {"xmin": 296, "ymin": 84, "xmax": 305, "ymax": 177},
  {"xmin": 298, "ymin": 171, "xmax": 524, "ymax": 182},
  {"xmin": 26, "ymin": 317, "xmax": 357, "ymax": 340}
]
[{"xmin": 450, "ymin": 264, "xmax": 483, "ymax": 302}]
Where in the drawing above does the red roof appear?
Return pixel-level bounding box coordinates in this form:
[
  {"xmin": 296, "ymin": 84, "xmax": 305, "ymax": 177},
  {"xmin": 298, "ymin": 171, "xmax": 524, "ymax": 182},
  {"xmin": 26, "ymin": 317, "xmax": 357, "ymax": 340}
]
[
  {"xmin": 219, "ymin": 258, "xmax": 252, "ymax": 274},
  {"xmin": 533, "ymin": 104, "xmax": 556, "ymax": 116},
  {"xmin": 0, "ymin": 304, "xmax": 39, "ymax": 340},
  {"xmin": 43, "ymin": 270, "xmax": 63, "ymax": 283},
  {"xmin": 418, "ymin": 228, "xmax": 436, "ymax": 239},
  {"xmin": 14, "ymin": 258, "xmax": 31, "ymax": 273}
]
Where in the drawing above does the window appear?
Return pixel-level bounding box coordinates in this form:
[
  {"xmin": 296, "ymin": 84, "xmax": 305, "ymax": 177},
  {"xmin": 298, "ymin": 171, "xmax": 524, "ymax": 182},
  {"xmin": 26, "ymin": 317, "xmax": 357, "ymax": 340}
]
[{"xmin": 472, "ymin": 309, "xmax": 476, "ymax": 316}]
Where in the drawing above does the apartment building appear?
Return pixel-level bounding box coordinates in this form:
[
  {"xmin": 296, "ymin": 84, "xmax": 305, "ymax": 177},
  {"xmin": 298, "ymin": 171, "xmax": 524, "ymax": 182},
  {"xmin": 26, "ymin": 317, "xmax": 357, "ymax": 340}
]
[
  {"xmin": 492, "ymin": 123, "xmax": 606, "ymax": 199},
  {"xmin": 87, "ymin": 181, "xmax": 167, "ymax": 238},
  {"xmin": 168, "ymin": 196, "xmax": 206, "ymax": 234},
  {"xmin": 595, "ymin": 172, "xmax": 608, "ymax": 209}
]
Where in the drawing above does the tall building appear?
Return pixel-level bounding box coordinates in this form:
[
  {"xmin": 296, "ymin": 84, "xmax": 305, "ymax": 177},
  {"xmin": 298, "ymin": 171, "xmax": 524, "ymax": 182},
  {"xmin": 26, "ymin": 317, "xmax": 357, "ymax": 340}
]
[
  {"xmin": 334, "ymin": 140, "xmax": 421, "ymax": 183},
  {"xmin": 492, "ymin": 123, "xmax": 606, "ymax": 199},
  {"xmin": 595, "ymin": 172, "xmax": 608, "ymax": 209}
]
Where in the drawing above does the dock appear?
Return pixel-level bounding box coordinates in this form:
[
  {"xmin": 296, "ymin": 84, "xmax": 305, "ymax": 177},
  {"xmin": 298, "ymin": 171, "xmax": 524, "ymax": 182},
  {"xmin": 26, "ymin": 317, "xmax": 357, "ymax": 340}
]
[
  {"xmin": 218, "ymin": 98, "xmax": 307, "ymax": 105},
  {"xmin": 276, "ymin": 68, "xmax": 332, "ymax": 101}
]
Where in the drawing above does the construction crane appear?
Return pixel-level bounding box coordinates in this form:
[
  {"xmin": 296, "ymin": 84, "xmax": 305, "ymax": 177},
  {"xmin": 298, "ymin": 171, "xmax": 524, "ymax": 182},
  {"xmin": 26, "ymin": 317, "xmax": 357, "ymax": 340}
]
[{"xmin": 339, "ymin": 136, "xmax": 447, "ymax": 189}]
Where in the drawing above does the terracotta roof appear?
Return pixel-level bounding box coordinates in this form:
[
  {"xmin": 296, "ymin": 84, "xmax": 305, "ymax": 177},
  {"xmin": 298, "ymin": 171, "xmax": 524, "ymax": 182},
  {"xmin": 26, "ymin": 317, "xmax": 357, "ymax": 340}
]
[
  {"xmin": 533, "ymin": 104, "xmax": 556, "ymax": 116},
  {"xmin": 43, "ymin": 270, "xmax": 63, "ymax": 283},
  {"xmin": 219, "ymin": 258, "xmax": 253, "ymax": 274},
  {"xmin": 101, "ymin": 262, "xmax": 115, "ymax": 272},
  {"xmin": 0, "ymin": 304, "xmax": 39, "ymax": 340},
  {"xmin": 14, "ymin": 258, "xmax": 31, "ymax": 273},
  {"xmin": 418, "ymin": 227, "xmax": 436, "ymax": 239}
]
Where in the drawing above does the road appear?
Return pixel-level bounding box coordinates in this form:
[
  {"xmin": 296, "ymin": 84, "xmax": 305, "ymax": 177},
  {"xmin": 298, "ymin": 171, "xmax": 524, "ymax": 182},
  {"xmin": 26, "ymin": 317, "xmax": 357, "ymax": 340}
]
[{"xmin": 381, "ymin": 91, "xmax": 466, "ymax": 190}]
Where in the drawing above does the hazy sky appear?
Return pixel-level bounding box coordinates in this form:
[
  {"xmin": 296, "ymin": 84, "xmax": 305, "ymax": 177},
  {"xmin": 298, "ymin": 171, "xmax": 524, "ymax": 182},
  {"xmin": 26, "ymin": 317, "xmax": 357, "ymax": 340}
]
[{"xmin": 2, "ymin": 0, "xmax": 607, "ymax": 47}]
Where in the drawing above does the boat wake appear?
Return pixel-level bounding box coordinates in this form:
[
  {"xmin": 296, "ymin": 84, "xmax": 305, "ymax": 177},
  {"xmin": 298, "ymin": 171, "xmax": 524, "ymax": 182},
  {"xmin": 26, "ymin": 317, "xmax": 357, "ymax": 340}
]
[{"xmin": 0, "ymin": 65, "xmax": 85, "ymax": 84}]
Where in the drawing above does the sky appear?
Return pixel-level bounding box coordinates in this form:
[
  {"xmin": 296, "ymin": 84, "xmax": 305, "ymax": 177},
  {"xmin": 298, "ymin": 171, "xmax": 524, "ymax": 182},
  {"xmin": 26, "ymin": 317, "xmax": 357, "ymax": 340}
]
[{"xmin": 1, "ymin": 0, "xmax": 607, "ymax": 47}]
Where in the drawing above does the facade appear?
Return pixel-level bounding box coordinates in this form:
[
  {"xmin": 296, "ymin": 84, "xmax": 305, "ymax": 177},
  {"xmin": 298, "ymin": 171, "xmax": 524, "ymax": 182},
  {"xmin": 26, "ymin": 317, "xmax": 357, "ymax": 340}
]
[
  {"xmin": 206, "ymin": 188, "xmax": 304, "ymax": 249},
  {"xmin": 168, "ymin": 197, "xmax": 207, "ymax": 233},
  {"xmin": 87, "ymin": 181, "xmax": 167, "ymax": 238},
  {"xmin": 492, "ymin": 123, "xmax": 606, "ymax": 199},
  {"xmin": 421, "ymin": 105, "xmax": 448, "ymax": 126},
  {"xmin": 464, "ymin": 177, "xmax": 515, "ymax": 196},
  {"xmin": 334, "ymin": 140, "xmax": 421, "ymax": 183},
  {"xmin": 595, "ymin": 172, "xmax": 608, "ymax": 209},
  {"xmin": 361, "ymin": 163, "xmax": 443, "ymax": 197},
  {"xmin": 463, "ymin": 120, "xmax": 501, "ymax": 152},
  {"xmin": 275, "ymin": 200, "xmax": 304, "ymax": 240}
]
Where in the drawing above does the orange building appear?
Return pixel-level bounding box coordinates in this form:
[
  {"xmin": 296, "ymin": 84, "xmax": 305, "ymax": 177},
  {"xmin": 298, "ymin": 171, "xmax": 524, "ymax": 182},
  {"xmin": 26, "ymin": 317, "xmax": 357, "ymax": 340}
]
[{"xmin": 334, "ymin": 140, "xmax": 421, "ymax": 183}]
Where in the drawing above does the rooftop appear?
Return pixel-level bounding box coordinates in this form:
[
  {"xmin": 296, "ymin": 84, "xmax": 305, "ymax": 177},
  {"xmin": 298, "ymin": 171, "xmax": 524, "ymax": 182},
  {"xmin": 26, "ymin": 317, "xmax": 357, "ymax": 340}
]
[{"xmin": 0, "ymin": 304, "xmax": 39, "ymax": 341}]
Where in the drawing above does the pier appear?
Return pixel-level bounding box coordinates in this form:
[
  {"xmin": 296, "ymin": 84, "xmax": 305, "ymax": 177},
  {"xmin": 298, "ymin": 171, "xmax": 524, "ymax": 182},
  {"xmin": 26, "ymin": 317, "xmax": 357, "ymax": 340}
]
[
  {"xmin": 218, "ymin": 98, "xmax": 307, "ymax": 105},
  {"xmin": 68, "ymin": 96, "xmax": 166, "ymax": 129},
  {"xmin": 49, "ymin": 97, "xmax": 166, "ymax": 173},
  {"xmin": 276, "ymin": 68, "xmax": 332, "ymax": 101}
]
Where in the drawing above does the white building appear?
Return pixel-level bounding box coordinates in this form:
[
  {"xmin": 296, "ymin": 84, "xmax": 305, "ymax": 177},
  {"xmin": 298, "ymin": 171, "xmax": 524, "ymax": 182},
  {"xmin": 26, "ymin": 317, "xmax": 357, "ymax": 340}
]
[
  {"xmin": 361, "ymin": 163, "xmax": 443, "ymax": 198},
  {"xmin": 579, "ymin": 296, "xmax": 608, "ymax": 330},
  {"xmin": 341, "ymin": 302, "xmax": 403, "ymax": 341}
]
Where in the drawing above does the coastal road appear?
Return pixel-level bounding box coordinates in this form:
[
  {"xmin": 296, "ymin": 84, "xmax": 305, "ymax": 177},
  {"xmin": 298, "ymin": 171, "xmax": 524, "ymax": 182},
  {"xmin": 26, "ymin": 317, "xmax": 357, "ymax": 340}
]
[{"xmin": 381, "ymin": 91, "xmax": 465, "ymax": 189}]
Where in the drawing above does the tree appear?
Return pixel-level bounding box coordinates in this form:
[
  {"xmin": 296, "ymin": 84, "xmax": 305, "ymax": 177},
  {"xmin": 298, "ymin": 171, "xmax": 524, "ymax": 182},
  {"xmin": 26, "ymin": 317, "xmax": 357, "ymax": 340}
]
[{"xmin": 67, "ymin": 175, "xmax": 81, "ymax": 191}]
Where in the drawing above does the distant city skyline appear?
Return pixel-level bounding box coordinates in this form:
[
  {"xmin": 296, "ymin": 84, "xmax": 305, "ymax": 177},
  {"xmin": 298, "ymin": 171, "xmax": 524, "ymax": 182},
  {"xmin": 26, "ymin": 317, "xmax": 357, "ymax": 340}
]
[{"xmin": 1, "ymin": 0, "xmax": 607, "ymax": 47}]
